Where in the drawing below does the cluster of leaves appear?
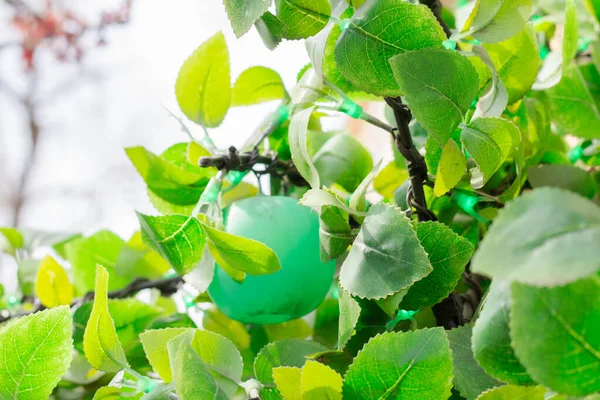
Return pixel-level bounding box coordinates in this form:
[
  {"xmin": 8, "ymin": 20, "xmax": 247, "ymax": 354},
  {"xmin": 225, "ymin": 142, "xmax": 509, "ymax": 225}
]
[{"xmin": 1, "ymin": 0, "xmax": 600, "ymax": 399}]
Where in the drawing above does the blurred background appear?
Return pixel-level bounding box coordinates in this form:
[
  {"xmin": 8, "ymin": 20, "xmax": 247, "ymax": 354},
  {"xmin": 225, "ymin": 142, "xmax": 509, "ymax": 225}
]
[{"xmin": 0, "ymin": 0, "xmax": 321, "ymax": 238}]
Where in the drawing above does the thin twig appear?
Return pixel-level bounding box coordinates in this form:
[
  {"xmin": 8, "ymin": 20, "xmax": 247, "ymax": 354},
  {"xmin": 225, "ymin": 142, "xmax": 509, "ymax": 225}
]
[{"xmin": 0, "ymin": 275, "xmax": 184, "ymax": 323}]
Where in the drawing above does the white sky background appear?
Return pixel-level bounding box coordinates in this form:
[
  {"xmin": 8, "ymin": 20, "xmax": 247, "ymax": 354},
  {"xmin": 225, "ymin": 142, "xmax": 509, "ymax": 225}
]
[
  {"xmin": 0, "ymin": 0, "xmax": 396, "ymax": 293},
  {"xmin": 0, "ymin": 0, "xmax": 317, "ymax": 237}
]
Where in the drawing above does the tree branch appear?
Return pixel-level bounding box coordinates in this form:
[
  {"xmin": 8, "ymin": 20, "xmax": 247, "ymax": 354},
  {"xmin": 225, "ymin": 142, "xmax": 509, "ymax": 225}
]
[
  {"xmin": 0, "ymin": 275, "xmax": 184, "ymax": 323},
  {"xmin": 420, "ymin": 0, "xmax": 452, "ymax": 38}
]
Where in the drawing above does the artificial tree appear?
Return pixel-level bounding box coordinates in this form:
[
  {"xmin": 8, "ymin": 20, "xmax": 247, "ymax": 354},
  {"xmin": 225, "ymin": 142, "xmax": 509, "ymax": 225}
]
[{"xmin": 1, "ymin": 0, "xmax": 600, "ymax": 399}]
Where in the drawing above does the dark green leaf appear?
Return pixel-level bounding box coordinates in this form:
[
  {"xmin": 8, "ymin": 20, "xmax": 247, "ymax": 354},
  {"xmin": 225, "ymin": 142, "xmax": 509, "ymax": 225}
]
[{"xmin": 340, "ymin": 204, "xmax": 432, "ymax": 299}]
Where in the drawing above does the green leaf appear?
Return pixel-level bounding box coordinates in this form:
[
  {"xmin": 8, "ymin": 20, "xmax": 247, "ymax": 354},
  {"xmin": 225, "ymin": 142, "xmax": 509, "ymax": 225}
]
[
  {"xmin": 335, "ymin": 0, "xmax": 446, "ymax": 96},
  {"xmin": 313, "ymin": 299, "xmax": 340, "ymax": 349},
  {"xmin": 373, "ymin": 161, "xmax": 409, "ymax": 200},
  {"xmin": 265, "ymin": 319, "xmax": 312, "ymax": 342},
  {"xmin": 83, "ymin": 266, "xmax": 128, "ymax": 372},
  {"xmin": 563, "ymin": 0, "xmax": 579, "ymax": 71},
  {"xmin": 511, "ymin": 276, "xmax": 600, "ymax": 396},
  {"xmin": 273, "ymin": 366, "xmax": 302, "ymax": 400},
  {"xmin": 254, "ymin": 339, "xmax": 327, "ymax": 384},
  {"xmin": 483, "ymin": 24, "xmax": 539, "ymax": 104},
  {"xmin": 168, "ymin": 331, "xmax": 230, "ymax": 400},
  {"xmin": 275, "ymin": 0, "xmax": 331, "ymax": 40},
  {"xmin": 537, "ymin": 63, "xmax": 600, "ymax": 139},
  {"xmin": 137, "ymin": 213, "xmax": 205, "ymax": 275},
  {"xmin": 93, "ymin": 387, "xmax": 142, "ymax": 400},
  {"xmin": 472, "ymin": 280, "xmax": 534, "ymax": 386},
  {"xmin": 223, "ymin": 0, "xmax": 271, "ymax": 38},
  {"xmin": 200, "ymin": 218, "xmax": 282, "ymax": 277},
  {"xmin": 460, "ymin": 117, "xmax": 516, "ymax": 188},
  {"xmin": 35, "ymin": 255, "xmax": 73, "ymax": 307},
  {"xmin": 343, "ymin": 328, "xmax": 453, "ymax": 399},
  {"xmin": 448, "ymin": 325, "xmax": 501, "ymax": 400},
  {"xmin": 0, "ymin": 306, "xmax": 73, "ymax": 400},
  {"xmin": 126, "ymin": 145, "xmax": 213, "ymax": 207},
  {"xmin": 471, "ymin": 46, "xmax": 509, "ymax": 118},
  {"xmin": 434, "ymin": 140, "xmax": 467, "ymax": 196},
  {"xmin": 175, "ymin": 32, "xmax": 231, "ymax": 127},
  {"xmin": 338, "ymin": 285, "xmax": 361, "ymax": 350},
  {"xmin": 140, "ymin": 328, "xmax": 188, "ymax": 383},
  {"xmin": 313, "ymin": 133, "xmax": 374, "ymax": 192},
  {"xmin": 300, "ymin": 188, "xmax": 366, "ymax": 217},
  {"xmin": 232, "ymin": 66, "xmax": 286, "ymax": 106},
  {"xmin": 339, "ymin": 204, "xmax": 432, "ymax": 299},
  {"xmin": 349, "ymin": 159, "xmax": 382, "ymax": 215},
  {"xmin": 527, "ymin": 164, "xmax": 596, "ymax": 199},
  {"xmin": 0, "ymin": 227, "xmax": 23, "ymax": 254},
  {"xmin": 471, "ymin": 188, "xmax": 600, "ymax": 286},
  {"xmin": 289, "ymin": 106, "xmax": 321, "ymax": 189},
  {"xmin": 301, "ymin": 359, "xmax": 343, "ymax": 399},
  {"xmin": 319, "ymin": 205, "xmax": 352, "ymax": 262},
  {"xmin": 390, "ymin": 48, "xmax": 479, "ymax": 145},
  {"xmin": 202, "ymin": 305, "xmax": 251, "ymax": 350},
  {"xmin": 65, "ymin": 230, "xmax": 129, "ymax": 293},
  {"xmin": 400, "ymin": 221, "xmax": 474, "ymax": 310},
  {"xmin": 476, "ymin": 385, "xmax": 546, "ymax": 400},
  {"xmin": 115, "ymin": 231, "xmax": 171, "ymax": 280},
  {"xmin": 255, "ymin": 11, "xmax": 288, "ymax": 50},
  {"xmin": 462, "ymin": 0, "xmax": 533, "ymax": 43}
]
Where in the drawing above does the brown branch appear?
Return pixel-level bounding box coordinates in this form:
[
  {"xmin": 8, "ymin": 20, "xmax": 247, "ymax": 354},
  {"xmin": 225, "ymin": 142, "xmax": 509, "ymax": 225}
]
[{"xmin": 0, "ymin": 275, "xmax": 184, "ymax": 323}]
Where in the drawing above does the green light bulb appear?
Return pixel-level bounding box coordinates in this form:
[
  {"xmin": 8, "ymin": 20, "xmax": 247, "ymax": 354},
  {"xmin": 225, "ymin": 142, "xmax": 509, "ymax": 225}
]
[{"xmin": 208, "ymin": 196, "xmax": 336, "ymax": 324}]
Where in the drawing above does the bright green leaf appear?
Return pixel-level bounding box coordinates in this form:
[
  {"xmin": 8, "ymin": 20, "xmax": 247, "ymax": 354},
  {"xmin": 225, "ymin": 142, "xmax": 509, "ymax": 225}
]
[
  {"xmin": 126, "ymin": 145, "xmax": 213, "ymax": 207},
  {"xmin": 343, "ymin": 328, "xmax": 453, "ymax": 399},
  {"xmin": 168, "ymin": 331, "xmax": 230, "ymax": 400},
  {"xmin": 273, "ymin": 366, "xmax": 302, "ymax": 400},
  {"xmin": 400, "ymin": 221, "xmax": 474, "ymax": 310},
  {"xmin": 447, "ymin": 325, "xmax": 501, "ymax": 400},
  {"xmin": 563, "ymin": 0, "xmax": 579, "ymax": 72},
  {"xmin": 175, "ymin": 32, "xmax": 231, "ymax": 127},
  {"xmin": 137, "ymin": 213, "xmax": 205, "ymax": 275},
  {"xmin": 140, "ymin": 327, "xmax": 189, "ymax": 383},
  {"xmin": 232, "ymin": 66, "xmax": 286, "ymax": 106},
  {"xmin": 0, "ymin": 306, "xmax": 73, "ymax": 400},
  {"xmin": 472, "ymin": 188, "xmax": 600, "ymax": 286},
  {"xmin": 223, "ymin": 0, "xmax": 271, "ymax": 38},
  {"xmin": 472, "ymin": 280, "xmax": 534, "ymax": 386},
  {"xmin": 340, "ymin": 204, "xmax": 432, "ymax": 299},
  {"xmin": 200, "ymin": 218, "xmax": 282, "ymax": 276},
  {"xmin": 35, "ymin": 255, "xmax": 73, "ymax": 308},
  {"xmin": 434, "ymin": 140, "xmax": 467, "ymax": 197},
  {"xmin": 275, "ymin": 0, "xmax": 331, "ymax": 40},
  {"xmin": 301, "ymin": 359, "xmax": 343, "ymax": 399},
  {"xmin": 511, "ymin": 276, "xmax": 600, "ymax": 396},
  {"xmin": 390, "ymin": 48, "xmax": 479, "ymax": 145},
  {"xmin": 462, "ymin": 0, "xmax": 533, "ymax": 43},
  {"xmin": 254, "ymin": 339, "xmax": 327, "ymax": 384},
  {"xmin": 202, "ymin": 305, "xmax": 251, "ymax": 350},
  {"xmin": 83, "ymin": 265, "xmax": 128, "ymax": 372},
  {"xmin": 373, "ymin": 161, "xmax": 409, "ymax": 200},
  {"xmin": 335, "ymin": 0, "xmax": 446, "ymax": 96},
  {"xmin": 65, "ymin": 230, "xmax": 129, "ymax": 293},
  {"xmin": 537, "ymin": 63, "xmax": 600, "ymax": 139},
  {"xmin": 483, "ymin": 24, "xmax": 539, "ymax": 104},
  {"xmin": 476, "ymin": 385, "xmax": 546, "ymax": 400},
  {"xmin": 460, "ymin": 117, "xmax": 516, "ymax": 188}
]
